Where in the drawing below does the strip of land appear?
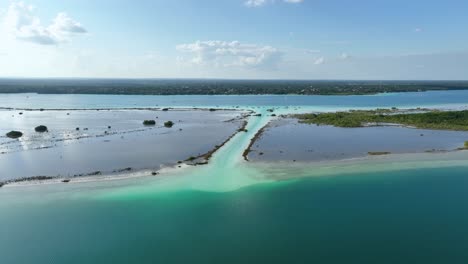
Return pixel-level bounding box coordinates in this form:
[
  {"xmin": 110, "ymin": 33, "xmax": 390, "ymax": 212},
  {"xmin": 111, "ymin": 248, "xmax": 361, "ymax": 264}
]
[
  {"xmin": 294, "ymin": 109, "xmax": 468, "ymax": 131},
  {"xmin": 2, "ymin": 79, "xmax": 468, "ymax": 95},
  {"xmin": 242, "ymin": 122, "xmax": 270, "ymax": 161}
]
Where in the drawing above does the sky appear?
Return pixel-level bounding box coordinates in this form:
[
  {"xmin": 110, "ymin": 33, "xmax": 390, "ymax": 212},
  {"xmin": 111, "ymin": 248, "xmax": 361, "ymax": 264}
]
[{"xmin": 0, "ymin": 0, "xmax": 467, "ymax": 80}]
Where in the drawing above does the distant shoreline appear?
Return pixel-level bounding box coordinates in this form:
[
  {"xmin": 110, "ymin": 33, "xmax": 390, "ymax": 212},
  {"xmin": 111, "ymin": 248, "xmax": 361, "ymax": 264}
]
[{"xmin": 1, "ymin": 79, "xmax": 468, "ymax": 95}]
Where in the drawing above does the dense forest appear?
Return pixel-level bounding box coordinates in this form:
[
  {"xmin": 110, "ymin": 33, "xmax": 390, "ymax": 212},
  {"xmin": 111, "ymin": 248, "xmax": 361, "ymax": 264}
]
[{"xmin": 1, "ymin": 79, "xmax": 468, "ymax": 95}]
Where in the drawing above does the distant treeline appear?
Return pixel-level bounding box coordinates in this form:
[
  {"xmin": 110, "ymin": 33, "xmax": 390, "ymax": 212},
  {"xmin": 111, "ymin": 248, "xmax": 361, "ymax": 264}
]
[{"xmin": 1, "ymin": 79, "xmax": 468, "ymax": 95}]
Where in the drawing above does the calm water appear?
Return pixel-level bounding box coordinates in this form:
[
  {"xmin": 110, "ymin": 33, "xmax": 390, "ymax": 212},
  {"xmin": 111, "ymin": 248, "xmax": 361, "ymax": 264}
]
[
  {"xmin": 0, "ymin": 109, "xmax": 241, "ymax": 180},
  {"xmin": 1, "ymin": 90, "xmax": 468, "ymax": 109},
  {"xmin": 252, "ymin": 118, "xmax": 468, "ymax": 162},
  {"xmin": 1, "ymin": 92, "xmax": 468, "ymax": 263},
  {"xmin": 1, "ymin": 167, "xmax": 468, "ymax": 263}
]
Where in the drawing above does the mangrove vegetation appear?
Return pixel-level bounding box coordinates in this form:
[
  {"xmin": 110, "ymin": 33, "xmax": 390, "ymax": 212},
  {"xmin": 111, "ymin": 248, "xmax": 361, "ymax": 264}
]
[
  {"xmin": 295, "ymin": 109, "xmax": 468, "ymax": 131},
  {"xmin": 6, "ymin": 131, "xmax": 23, "ymax": 139}
]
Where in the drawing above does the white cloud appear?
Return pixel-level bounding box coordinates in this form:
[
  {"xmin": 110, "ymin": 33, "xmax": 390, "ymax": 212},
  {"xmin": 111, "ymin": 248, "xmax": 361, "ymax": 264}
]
[
  {"xmin": 414, "ymin": 28, "xmax": 422, "ymax": 33},
  {"xmin": 245, "ymin": 0, "xmax": 268, "ymax": 7},
  {"xmin": 176, "ymin": 40, "xmax": 281, "ymax": 68},
  {"xmin": 314, "ymin": 57, "xmax": 325, "ymax": 65},
  {"xmin": 2, "ymin": 1, "xmax": 86, "ymax": 45}
]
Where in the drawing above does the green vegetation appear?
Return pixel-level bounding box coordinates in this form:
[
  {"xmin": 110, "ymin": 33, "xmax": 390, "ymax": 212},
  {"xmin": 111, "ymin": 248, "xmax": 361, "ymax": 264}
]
[
  {"xmin": 143, "ymin": 120, "xmax": 156, "ymax": 126},
  {"xmin": 368, "ymin": 152, "xmax": 392, "ymax": 156},
  {"xmin": 1, "ymin": 79, "xmax": 468, "ymax": 95},
  {"xmin": 164, "ymin": 121, "xmax": 174, "ymax": 128},
  {"xmin": 295, "ymin": 110, "xmax": 468, "ymax": 131},
  {"xmin": 6, "ymin": 131, "xmax": 23, "ymax": 139},
  {"xmin": 464, "ymin": 141, "xmax": 468, "ymax": 149},
  {"xmin": 34, "ymin": 125, "xmax": 48, "ymax": 132}
]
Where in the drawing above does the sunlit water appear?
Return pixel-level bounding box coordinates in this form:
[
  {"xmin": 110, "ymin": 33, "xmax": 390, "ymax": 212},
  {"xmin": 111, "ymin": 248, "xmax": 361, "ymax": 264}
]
[
  {"xmin": 0, "ymin": 109, "xmax": 242, "ymax": 180},
  {"xmin": 1, "ymin": 92, "xmax": 468, "ymax": 263},
  {"xmin": 2, "ymin": 90, "xmax": 468, "ymax": 109}
]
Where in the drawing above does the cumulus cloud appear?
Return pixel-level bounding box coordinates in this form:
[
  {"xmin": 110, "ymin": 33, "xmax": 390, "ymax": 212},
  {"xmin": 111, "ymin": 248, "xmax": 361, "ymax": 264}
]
[
  {"xmin": 3, "ymin": 1, "xmax": 86, "ymax": 45},
  {"xmin": 176, "ymin": 40, "xmax": 281, "ymax": 68}
]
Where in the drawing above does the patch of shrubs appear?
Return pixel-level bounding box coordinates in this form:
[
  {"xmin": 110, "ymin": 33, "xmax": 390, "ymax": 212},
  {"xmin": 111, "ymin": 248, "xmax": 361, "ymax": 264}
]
[
  {"xmin": 143, "ymin": 120, "xmax": 156, "ymax": 126},
  {"xmin": 6, "ymin": 131, "xmax": 23, "ymax": 139},
  {"xmin": 35, "ymin": 125, "xmax": 48, "ymax": 132},
  {"xmin": 164, "ymin": 121, "xmax": 174, "ymax": 128}
]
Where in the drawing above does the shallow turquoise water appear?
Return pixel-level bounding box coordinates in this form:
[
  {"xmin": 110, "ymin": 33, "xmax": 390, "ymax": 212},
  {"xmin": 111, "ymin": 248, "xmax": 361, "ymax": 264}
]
[
  {"xmin": 2, "ymin": 90, "xmax": 468, "ymax": 109},
  {"xmin": 1, "ymin": 167, "xmax": 468, "ymax": 263}
]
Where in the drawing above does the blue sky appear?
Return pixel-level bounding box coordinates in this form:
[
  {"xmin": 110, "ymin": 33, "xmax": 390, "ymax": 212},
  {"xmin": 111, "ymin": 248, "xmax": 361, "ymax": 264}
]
[{"xmin": 0, "ymin": 0, "xmax": 467, "ymax": 79}]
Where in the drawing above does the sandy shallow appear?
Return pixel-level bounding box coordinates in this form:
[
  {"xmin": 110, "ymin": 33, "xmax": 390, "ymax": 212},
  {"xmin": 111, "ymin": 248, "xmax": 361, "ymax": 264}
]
[{"xmin": 2, "ymin": 145, "xmax": 468, "ymax": 204}]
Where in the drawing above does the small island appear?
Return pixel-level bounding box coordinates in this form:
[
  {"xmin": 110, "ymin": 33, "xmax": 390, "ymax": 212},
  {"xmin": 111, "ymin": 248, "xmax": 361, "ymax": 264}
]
[
  {"xmin": 6, "ymin": 131, "xmax": 23, "ymax": 139},
  {"xmin": 143, "ymin": 120, "xmax": 156, "ymax": 126},
  {"xmin": 35, "ymin": 125, "xmax": 48, "ymax": 132},
  {"xmin": 294, "ymin": 109, "xmax": 468, "ymax": 131},
  {"xmin": 164, "ymin": 121, "xmax": 174, "ymax": 128}
]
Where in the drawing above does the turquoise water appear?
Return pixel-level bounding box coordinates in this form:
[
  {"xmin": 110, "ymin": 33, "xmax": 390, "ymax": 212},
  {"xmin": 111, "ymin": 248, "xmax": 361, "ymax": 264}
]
[
  {"xmin": 1, "ymin": 167, "xmax": 468, "ymax": 263},
  {"xmin": 1, "ymin": 92, "xmax": 468, "ymax": 263},
  {"xmin": 2, "ymin": 90, "xmax": 468, "ymax": 109}
]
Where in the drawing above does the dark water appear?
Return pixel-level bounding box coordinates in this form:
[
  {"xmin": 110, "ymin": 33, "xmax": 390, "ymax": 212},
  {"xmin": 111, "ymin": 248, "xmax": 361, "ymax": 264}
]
[{"xmin": 1, "ymin": 166, "xmax": 468, "ymax": 263}]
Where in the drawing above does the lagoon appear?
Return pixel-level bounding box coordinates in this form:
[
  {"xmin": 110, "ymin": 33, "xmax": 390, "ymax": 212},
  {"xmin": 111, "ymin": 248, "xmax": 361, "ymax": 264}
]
[{"xmin": 1, "ymin": 91, "xmax": 468, "ymax": 263}]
